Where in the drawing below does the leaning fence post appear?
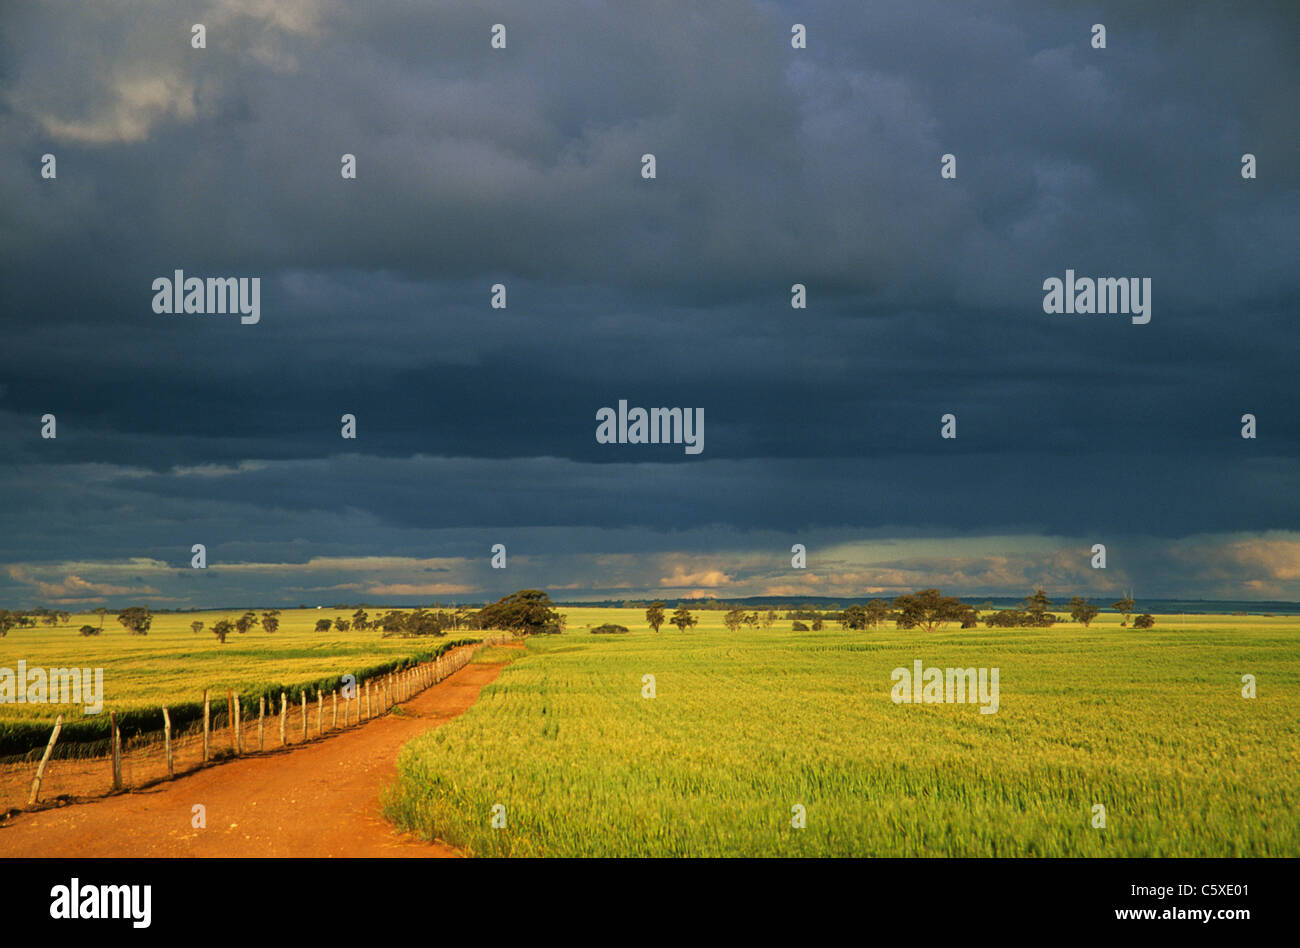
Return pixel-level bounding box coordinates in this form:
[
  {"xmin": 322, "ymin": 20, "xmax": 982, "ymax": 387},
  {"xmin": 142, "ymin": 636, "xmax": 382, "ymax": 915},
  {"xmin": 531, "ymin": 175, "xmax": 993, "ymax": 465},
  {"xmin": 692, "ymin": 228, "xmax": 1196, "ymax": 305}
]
[
  {"xmin": 162, "ymin": 707, "xmax": 173, "ymax": 777},
  {"xmin": 202, "ymin": 690, "xmax": 210, "ymax": 762},
  {"xmin": 28, "ymin": 714, "xmax": 63, "ymax": 805},
  {"xmin": 110, "ymin": 712, "xmax": 122, "ymax": 790},
  {"xmin": 365, "ymin": 680, "xmax": 371, "ymax": 720},
  {"xmin": 258, "ymin": 697, "xmax": 265, "ymax": 750},
  {"xmin": 279, "ymin": 692, "xmax": 287, "ymax": 746},
  {"xmin": 233, "ymin": 695, "xmax": 242, "ymax": 755}
]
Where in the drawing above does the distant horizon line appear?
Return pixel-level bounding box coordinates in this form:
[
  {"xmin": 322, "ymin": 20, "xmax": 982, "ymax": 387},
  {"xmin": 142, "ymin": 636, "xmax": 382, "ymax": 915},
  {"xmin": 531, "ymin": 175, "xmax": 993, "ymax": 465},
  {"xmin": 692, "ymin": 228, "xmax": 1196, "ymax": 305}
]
[{"xmin": 9, "ymin": 594, "xmax": 1300, "ymax": 615}]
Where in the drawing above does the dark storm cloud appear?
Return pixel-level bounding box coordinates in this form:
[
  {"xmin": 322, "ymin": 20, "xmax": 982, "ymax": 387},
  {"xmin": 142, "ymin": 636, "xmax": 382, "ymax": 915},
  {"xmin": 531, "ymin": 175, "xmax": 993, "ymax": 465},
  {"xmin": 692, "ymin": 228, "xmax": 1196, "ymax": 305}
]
[{"xmin": 0, "ymin": 0, "xmax": 1296, "ymax": 603}]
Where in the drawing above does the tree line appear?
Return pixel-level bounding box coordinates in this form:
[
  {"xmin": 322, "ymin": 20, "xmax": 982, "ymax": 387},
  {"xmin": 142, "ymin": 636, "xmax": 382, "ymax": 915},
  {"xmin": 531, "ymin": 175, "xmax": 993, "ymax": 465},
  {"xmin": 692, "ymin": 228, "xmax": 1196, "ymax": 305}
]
[
  {"xmin": 0, "ymin": 590, "xmax": 569, "ymax": 644},
  {"xmin": 639, "ymin": 590, "xmax": 1155, "ymax": 633},
  {"xmin": 1, "ymin": 588, "xmax": 1155, "ymax": 644}
]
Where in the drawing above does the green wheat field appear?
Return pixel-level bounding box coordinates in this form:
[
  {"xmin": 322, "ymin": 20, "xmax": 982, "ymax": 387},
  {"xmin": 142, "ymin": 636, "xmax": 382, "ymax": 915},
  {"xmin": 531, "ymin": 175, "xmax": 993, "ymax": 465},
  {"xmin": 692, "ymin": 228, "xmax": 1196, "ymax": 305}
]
[
  {"xmin": 383, "ymin": 608, "xmax": 1300, "ymax": 856},
  {"xmin": 0, "ymin": 609, "xmax": 485, "ymax": 753}
]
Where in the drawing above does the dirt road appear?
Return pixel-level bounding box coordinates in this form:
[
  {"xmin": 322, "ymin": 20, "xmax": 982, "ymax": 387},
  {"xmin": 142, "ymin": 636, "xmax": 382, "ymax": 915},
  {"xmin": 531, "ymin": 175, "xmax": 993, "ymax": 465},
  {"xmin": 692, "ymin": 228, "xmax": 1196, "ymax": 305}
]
[{"xmin": 0, "ymin": 653, "xmax": 508, "ymax": 857}]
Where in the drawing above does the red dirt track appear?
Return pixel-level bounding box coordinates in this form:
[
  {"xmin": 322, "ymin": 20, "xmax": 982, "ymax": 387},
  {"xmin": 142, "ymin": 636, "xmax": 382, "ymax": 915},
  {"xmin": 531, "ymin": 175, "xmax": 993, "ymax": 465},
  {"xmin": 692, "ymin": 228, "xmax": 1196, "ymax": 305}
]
[{"xmin": 0, "ymin": 654, "xmax": 509, "ymax": 857}]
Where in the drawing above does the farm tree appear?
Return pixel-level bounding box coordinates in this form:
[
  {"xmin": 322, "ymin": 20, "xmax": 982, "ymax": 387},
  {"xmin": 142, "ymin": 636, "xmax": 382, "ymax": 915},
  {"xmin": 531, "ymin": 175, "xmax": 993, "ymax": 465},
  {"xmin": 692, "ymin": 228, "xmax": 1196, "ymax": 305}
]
[
  {"xmin": 1069, "ymin": 597, "xmax": 1101, "ymax": 627},
  {"xmin": 117, "ymin": 606, "xmax": 153, "ymax": 635},
  {"xmin": 670, "ymin": 606, "xmax": 697, "ymax": 631},
  {"xmin": 892, "ymin": 589, "xmax": 968, "ymax": 632},
  {"xmin": 212, "ymin": 619, "xmax": 234, "ymax": 643},
  {"xmin": 1022, "ymin": 589, "xmax": 1057, "ymax": 627},
  {"xmin": 478, "ymin": 589, "xmax": 564, "ymax": 635}
]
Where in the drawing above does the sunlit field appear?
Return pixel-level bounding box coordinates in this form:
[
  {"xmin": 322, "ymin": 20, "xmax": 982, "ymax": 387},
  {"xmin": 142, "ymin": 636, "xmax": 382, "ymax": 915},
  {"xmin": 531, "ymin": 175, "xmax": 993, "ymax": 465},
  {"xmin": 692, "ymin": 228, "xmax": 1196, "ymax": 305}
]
[
  {"xmin": 385, "ymin": 608, "xmax": 1300, "ymax": 856},
  {"xmin": 0, "ymin": 608, "xmax": 483, "ymax": 752}
]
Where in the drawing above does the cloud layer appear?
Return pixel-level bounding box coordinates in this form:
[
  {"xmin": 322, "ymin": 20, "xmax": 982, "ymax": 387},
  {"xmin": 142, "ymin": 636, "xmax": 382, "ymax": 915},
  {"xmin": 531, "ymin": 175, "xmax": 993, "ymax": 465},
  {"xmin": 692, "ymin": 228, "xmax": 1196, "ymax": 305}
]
[{"xmin": 0, "ymin": 1, "xmax": 1296, "ymax": 605}]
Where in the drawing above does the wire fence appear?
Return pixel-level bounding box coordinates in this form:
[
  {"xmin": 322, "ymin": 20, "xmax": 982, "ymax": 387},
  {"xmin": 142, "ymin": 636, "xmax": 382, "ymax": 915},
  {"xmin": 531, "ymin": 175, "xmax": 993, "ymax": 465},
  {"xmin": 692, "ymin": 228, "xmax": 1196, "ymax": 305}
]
[{"xmin": 0, "ymin": 635, "xmax": 511, "ymax": 814}]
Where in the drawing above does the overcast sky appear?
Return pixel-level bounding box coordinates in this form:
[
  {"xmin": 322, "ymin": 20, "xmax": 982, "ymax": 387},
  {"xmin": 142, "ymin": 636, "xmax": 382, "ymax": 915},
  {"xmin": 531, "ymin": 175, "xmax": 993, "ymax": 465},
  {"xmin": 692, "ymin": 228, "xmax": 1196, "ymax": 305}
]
[{"xmin": 1, "ymin": 0, "xmax": 1297, "ymax": 607}]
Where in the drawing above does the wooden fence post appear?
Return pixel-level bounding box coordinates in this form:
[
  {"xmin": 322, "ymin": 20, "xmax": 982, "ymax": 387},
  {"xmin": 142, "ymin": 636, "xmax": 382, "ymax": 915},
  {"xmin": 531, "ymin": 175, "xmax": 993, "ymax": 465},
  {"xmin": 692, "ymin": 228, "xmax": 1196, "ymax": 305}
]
[
  {"xmin": 333, "ymin": 690, "xmax": 338, "ymax": 729},
  {"xmin": 162, "ymin": 707, "xmax": 173, "ymax": 777},
  {"xmin": 279, "ymin": 692, "xmax": 287, "ymax": 746},
  {"xmin": 317, "ymin": 690, "xmax": 323, "ymax": 735},
  {"xmin": 202, "ymin": 690, "xmax": 210, "ymax": 762},
  {"xmin": 365, "ymin": 681, "xmax": 371, "ymax": 720},
  {"xmin": 300, "ymin": 691, "xmax": 307, "ymax": 740},
  {"xmin": 28, "ymin": 714, "xmax": 63, "ymax": 805},
  {"xmin": 258, "ymin": 697, "xmax": 265, "ymax": 751},
  {"xmin": 227, "ymin": 688, "xmax": 235, "ymax": 750},
  {"xmin": 110, "ymin": 712, "xmax": 122, "ymax": 790},
  {"xmin": 233, "ymin": 695, "xmax": 242, "ymax": 755}
]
